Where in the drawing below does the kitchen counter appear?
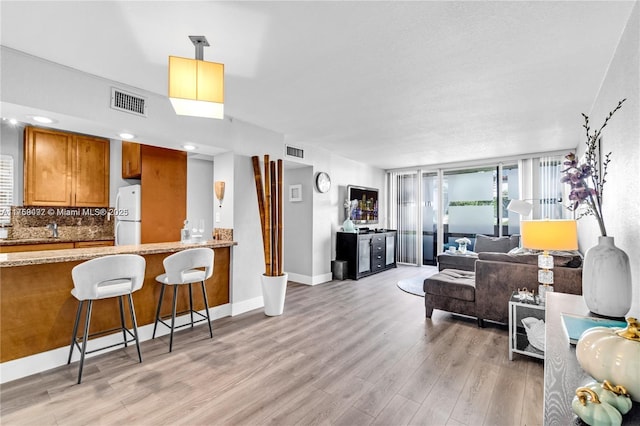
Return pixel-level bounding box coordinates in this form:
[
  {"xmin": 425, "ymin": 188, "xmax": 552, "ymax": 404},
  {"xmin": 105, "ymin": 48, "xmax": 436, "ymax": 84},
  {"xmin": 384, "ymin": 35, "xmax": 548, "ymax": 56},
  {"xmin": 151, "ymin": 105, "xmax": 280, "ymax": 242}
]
[
  {"xmin": 0, "ymin": 239, "xmax": 237, "ymax": 267},
  {"xmin": 1, "ymin": 240, "xmax": 236, "ymax": 363}
]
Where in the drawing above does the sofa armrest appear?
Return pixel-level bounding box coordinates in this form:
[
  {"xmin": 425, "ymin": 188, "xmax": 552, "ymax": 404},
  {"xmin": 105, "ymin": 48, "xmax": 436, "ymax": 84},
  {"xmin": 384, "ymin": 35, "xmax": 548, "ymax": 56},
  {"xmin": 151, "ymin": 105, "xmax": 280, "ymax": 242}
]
[
  {"xmin": 437, "ymin": 253, "xmax": 477, "ymax": 272},
  {"xmin": 475, "ymin": 259, "xmax": 582, "ymax": 324}
]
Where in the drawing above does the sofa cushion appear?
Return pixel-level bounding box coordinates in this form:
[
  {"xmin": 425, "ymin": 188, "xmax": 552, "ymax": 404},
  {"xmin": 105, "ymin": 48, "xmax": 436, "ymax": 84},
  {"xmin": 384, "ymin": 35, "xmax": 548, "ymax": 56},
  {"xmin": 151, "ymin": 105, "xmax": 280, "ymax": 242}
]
[
  {"xmin": 424, "ymin": 269, "xmax": 476, "ymax": 302},
  {"xmin": 474, "ymin": 234, "xmax": 520, "ymax": 253},
  {"xmin": 478, "ymin": 251, "xmax": 582, "ymax": 268}
]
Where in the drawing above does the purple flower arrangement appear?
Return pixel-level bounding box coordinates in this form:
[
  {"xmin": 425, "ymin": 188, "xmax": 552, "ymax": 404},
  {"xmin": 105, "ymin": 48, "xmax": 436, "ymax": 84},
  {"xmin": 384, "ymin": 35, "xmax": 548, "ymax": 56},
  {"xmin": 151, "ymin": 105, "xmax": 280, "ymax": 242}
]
[{"xmin": 561, "ymin": 99, "xmax": 626, "ymax": 237}]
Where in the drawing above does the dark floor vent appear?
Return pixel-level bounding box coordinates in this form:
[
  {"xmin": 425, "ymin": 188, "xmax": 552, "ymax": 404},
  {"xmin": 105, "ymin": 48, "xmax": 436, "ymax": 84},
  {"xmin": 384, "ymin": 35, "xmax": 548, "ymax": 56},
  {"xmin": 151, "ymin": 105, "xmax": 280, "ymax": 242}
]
[
  {"xmin": 285, "ymin": 145, "xmax": 304, "ymax": 159},
  {"xmin": 111, "ymin": 87, "xmax": 147, "ymax": 117}
]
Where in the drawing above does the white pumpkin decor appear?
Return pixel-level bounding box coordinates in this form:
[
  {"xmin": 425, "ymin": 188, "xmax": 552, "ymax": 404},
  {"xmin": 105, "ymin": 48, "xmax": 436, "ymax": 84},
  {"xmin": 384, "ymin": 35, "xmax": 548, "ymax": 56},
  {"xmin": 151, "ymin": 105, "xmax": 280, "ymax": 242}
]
[{"xmin": 576, "ymin": 317, "xmax": 640, "ymax": 402}]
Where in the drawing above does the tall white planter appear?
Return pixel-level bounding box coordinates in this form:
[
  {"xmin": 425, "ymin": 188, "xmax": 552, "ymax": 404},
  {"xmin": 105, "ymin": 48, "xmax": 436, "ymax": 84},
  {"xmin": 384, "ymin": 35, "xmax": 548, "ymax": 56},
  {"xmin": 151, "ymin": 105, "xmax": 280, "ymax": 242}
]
[
  {"xmin": 261, "ymin": 273, "xmax": 288, "ymax": 316},
  {"xmin": 582, "ymin": 236, "xmax": 632, "ymax": 317}
]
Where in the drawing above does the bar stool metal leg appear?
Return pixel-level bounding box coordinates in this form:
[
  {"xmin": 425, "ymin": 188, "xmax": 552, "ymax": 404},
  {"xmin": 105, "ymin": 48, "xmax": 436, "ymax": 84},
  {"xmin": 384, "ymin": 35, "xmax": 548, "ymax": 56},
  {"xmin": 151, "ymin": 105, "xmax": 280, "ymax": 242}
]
[
  {"xmin": 128, "ymin": 293, "xmax": 142, "ymax": 363},
  {"xmin": 201, "ymin": 281, "xmax": 213, "ymax": 338},
  {"xmin": 188, "ymin": 284, "xmax": 194, "ymax": 327},
  {"xmin": 77, "ymin": 300, "xmax": 93, "ymax": 384},
  {"xmin": 169, "ymin": 285, "xmax": 179, "ymax": 352},
  {"xmin": 118, "ymin": 296, "xmax": 128, "ymax": 347},
  {"xmin": 152, "ymin": 284, "xmax": 166, "ymax": 339},
  {"xmin": 68, "ymin": 300, "xmax": 84, "ymax": 364}
]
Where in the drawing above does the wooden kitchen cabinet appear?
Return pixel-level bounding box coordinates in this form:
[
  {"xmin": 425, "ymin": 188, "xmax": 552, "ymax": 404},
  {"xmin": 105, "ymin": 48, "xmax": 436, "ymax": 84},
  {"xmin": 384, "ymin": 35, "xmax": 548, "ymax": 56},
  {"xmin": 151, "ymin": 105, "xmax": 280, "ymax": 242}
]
[
  {"xmin": 24, "ymin": 126, "xmax": 110, "ymax": 207},
  {"xmin": 140, "ymin": 144, "xmax": 186, "ymax": 243},
  {"xmin": 121, "ymin": 141, "xmax": 142, "ymax": 178}
]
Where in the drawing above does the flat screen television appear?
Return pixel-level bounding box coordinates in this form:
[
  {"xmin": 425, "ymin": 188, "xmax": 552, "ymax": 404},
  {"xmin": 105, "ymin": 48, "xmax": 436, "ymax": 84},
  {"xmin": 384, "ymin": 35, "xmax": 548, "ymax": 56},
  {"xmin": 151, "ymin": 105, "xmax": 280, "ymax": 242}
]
[{"xmin": 347, "ymin": 185, "xmax": 379, "ymax": 224}]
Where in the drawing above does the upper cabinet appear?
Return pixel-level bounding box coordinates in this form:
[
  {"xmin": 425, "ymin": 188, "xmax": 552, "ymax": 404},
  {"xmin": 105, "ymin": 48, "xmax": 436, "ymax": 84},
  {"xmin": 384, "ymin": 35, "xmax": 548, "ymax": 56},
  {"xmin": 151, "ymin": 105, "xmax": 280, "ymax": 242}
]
[
  {"xmin": 24, "ymin": 126, "xmax": 110, "ymax": 207},
  {"xmin": 121, "ymin": 141, "xmax": 142, "ymax": 178}
]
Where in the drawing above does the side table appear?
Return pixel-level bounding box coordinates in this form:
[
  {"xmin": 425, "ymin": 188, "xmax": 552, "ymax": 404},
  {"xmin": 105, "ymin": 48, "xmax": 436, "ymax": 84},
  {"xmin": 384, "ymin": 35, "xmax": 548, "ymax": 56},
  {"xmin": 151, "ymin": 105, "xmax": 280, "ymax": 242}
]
[{"xmin": 508, "ymin": 291, "xmax": 545, "ymax": 360}]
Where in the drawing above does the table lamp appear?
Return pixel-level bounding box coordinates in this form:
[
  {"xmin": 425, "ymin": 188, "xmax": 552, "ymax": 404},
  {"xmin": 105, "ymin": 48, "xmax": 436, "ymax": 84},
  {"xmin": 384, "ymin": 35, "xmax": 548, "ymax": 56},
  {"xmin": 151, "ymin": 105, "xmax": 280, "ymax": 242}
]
[{"xmin": 520, "ymin": 220, "xmax": 578, "ymax": 303}]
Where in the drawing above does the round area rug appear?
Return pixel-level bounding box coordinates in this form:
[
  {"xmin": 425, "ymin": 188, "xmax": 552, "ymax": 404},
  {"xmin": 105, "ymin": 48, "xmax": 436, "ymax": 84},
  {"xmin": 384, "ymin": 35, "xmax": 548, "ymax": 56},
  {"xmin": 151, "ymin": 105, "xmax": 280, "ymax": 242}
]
[{"xmin": 397, "ymin": 268, "xmax": 438, "ymax": 297}]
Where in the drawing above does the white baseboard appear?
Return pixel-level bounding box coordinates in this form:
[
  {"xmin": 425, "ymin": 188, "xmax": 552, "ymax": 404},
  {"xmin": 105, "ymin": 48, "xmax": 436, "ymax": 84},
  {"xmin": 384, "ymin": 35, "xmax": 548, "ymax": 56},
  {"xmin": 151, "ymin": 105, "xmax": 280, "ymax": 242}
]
[
  {"xmin": 0, "ymin": 304, "xmax": 231, "ymax": 384},
  {"xmin": 286, "ymin": 272, "xmax": 332, "ymax": 286},
  {"xmin": 231, "ymin": 296, "xmax": 264, "ymax": 316}
]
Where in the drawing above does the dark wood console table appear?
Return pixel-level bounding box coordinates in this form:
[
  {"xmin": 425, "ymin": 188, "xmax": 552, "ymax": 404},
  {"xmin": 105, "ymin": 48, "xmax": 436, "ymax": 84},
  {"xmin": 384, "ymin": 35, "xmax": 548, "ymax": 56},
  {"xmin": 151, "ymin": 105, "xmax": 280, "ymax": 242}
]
[
  {"xmin": 544, "ymin": 292, "xmax": 639, "ymax": 425},
  {"xmin": 336, "ymin": 230, "xmax": 396, "ymax": 280}
]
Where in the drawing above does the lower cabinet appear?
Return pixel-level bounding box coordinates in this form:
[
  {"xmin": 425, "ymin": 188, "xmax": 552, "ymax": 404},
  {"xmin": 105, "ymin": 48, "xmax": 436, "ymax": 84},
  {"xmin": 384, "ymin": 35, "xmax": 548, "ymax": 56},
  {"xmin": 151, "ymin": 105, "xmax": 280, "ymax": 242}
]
[{"xmin": 336, "ymin": 230, "xmax": 397, "ymax": 280}]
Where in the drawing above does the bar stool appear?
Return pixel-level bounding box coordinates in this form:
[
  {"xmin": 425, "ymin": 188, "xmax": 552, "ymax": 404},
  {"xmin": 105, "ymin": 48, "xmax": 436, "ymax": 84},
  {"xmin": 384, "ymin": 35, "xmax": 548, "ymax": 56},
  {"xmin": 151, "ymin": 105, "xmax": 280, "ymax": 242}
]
[
  {"xmin": 67, "ymin": 254, "xmax": 146, "ymax": 384},
  {"xmin": 152, "ymin": 248, "xmax": 214, "ymax": 352}
]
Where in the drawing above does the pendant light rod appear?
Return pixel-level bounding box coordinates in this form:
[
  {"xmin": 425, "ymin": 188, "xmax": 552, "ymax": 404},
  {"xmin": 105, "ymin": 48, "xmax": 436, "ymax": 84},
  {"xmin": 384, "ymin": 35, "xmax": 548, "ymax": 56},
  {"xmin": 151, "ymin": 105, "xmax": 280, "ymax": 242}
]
[{"xmin": 188, "ymin": 35, "xmax": 210, "ymax": 60}]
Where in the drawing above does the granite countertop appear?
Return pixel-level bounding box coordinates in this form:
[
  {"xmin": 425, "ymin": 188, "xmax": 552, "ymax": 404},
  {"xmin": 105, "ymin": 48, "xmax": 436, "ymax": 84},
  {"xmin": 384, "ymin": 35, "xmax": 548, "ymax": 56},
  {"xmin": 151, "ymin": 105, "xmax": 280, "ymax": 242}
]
[
  {"xmin": 0, "ymin": 237, "xmax": 115, "ymax": 246},
  {"xmin": 0, "ymin": 240, "xmax": 237, "ymax": 267}
]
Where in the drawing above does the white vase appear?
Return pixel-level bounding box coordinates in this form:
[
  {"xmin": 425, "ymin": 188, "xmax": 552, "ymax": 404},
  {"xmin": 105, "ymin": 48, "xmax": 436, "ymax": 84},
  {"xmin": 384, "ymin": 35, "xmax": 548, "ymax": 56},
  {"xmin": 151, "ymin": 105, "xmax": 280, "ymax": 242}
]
[
  {"xmin": 582, "ymin": 236, "xmax": 632, "ymax": 317},
  {"xmin": 261, "ymin": 273, "xmax": 288, "ymax": 316}
]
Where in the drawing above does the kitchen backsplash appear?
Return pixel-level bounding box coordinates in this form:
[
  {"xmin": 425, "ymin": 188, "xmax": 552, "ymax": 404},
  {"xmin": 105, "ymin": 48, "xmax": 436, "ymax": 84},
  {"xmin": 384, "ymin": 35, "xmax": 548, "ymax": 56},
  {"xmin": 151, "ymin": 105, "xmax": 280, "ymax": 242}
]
[
  {"xmin": 213, "ymin": 228, "xmax": 233, "ymax": 241},
  {"xmin": 7, "ymin": 206, "xmax": 115, "ymax": 240}
]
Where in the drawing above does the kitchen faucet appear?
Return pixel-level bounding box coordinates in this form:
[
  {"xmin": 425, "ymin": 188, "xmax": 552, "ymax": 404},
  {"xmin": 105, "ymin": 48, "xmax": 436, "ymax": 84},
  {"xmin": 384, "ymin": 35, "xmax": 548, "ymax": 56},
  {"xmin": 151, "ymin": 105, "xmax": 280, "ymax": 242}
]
[{"xmin": 47, "ymin": 222, "xmax": 58, "ymax": 238}]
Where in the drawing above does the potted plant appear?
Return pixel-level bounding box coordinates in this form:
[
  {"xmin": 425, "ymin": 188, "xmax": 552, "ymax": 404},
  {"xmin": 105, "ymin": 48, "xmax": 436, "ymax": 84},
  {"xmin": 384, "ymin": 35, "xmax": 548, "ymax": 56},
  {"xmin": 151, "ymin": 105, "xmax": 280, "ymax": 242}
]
[{"xmin": 252, "ymin": 155, "xmax": 287, "ymax": 316}]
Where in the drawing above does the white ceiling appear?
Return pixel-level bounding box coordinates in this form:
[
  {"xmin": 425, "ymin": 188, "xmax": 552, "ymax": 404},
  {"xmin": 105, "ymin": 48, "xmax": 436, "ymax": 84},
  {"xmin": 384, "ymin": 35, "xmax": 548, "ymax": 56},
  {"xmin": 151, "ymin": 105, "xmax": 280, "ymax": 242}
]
[{"xmin": 0, "ymin": 1, "xmax": 636, "ymax": 170}]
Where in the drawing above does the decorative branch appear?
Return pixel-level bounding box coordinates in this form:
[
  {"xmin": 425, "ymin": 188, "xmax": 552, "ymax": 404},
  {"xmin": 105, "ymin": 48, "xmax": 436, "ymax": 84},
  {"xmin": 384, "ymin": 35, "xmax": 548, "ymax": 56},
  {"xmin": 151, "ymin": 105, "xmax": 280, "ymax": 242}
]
[
  {"xmin": 252, "ymin": 155, "xmax": 284, "ymax": 277},
  {"xmin": 561, "ymin": 99, "xmax": 626, "ymax": 237}
]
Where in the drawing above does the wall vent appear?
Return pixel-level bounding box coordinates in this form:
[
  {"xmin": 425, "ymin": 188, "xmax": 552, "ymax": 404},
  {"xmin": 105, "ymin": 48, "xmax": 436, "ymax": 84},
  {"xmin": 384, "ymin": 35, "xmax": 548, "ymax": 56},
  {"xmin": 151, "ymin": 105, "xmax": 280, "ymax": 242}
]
[
  {"xmin": 285, "ymin": 145, "xmax": 304, "ymax": 159},
  {"xmin": 110, "ymin": 87, "xmax": 147, "ymax": 117}
]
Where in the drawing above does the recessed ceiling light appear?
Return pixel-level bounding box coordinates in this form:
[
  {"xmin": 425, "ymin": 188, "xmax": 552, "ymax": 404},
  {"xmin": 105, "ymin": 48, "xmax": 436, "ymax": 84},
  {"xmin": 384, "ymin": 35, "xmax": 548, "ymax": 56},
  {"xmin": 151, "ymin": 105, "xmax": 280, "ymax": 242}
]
[
  {"xmin": 119, "ymin": 132, "xmax": 135, "ymax": 140},
  {"xmin": 32, "ymin": 116, "xmax": 55, "ymax": 124},
  {"xmin": 182, "ymin": 144, "xmax": 196, "ymax": 151}
]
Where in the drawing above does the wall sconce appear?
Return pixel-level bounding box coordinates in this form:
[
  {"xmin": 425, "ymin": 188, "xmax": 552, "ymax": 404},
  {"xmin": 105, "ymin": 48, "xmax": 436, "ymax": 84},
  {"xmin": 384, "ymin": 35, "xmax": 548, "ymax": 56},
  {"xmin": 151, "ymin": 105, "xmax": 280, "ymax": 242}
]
[
  {"xmin": 169, "ymin": 35, "xmax": 224, "ymax": 119},
  {"xmin": 214, "ymin": 181, "xmax": 225, "ymax": 207}
]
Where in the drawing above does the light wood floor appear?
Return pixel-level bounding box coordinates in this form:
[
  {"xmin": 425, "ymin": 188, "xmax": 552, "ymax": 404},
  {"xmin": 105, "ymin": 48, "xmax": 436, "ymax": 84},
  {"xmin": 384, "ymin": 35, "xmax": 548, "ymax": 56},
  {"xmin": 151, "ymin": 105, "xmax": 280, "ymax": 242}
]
[{"xmin": 1, "ymin": 265, "xmax": 543, "ymax": 426}]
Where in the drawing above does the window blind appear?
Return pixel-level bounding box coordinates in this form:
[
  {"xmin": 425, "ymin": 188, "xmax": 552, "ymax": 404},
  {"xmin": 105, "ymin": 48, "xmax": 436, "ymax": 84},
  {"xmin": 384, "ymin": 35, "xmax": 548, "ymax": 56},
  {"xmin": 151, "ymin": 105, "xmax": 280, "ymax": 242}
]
[{"xmin": 0, "ymin": 155, "xmax": 14, "ymax": 225}]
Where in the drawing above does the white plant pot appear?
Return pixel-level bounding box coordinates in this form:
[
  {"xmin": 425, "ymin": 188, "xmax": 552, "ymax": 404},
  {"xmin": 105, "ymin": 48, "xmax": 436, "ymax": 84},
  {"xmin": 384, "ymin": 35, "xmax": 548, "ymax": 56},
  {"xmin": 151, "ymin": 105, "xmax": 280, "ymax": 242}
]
[
  {"xmin": 261, "ymin": 273, "xmax": 288, "ymax": 316},
  {"xmin": 582, "ymin": 236, "xmax": 632, "ymax": 318}
]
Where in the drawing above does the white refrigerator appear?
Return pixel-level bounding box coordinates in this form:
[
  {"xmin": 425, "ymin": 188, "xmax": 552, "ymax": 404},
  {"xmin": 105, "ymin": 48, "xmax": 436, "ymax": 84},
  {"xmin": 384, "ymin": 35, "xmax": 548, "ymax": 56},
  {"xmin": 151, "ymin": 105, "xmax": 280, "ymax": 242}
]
[{"xmin": 115, "ymin": 184, "xmax": 141, "ymax": 245}]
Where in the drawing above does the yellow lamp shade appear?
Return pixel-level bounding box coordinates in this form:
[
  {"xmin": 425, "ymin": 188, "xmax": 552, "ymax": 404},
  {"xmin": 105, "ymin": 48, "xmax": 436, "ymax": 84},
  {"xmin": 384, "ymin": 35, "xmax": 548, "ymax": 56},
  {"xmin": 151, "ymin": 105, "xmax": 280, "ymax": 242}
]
[
  {"xmin": 169, "ymin": 56, "xmax": 224, "ymax": 119},
  {"xmin": 521, "ymin": 220, "xmax": 578, "ymax": 251}
]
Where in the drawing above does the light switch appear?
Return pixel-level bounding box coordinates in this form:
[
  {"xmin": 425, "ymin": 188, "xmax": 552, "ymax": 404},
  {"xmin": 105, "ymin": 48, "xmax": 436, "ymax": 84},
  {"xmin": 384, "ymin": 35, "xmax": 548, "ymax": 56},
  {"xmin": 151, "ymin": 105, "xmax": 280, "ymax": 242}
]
[{"xmin": 215, "ymin": 211, "xmax": 221, "ymax": 222}]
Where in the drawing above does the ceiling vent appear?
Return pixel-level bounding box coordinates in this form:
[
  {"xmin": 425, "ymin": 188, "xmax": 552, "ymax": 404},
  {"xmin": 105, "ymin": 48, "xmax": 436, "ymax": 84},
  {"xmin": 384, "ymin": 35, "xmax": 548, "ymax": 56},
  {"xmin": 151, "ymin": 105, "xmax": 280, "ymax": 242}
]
[
  {"xmin": 110, "ymin": 87, "xmax": 147, "ymax": 117},
  {"xmin": 285, "ymin": 145, "xmax": 304, "ymax": 159}
]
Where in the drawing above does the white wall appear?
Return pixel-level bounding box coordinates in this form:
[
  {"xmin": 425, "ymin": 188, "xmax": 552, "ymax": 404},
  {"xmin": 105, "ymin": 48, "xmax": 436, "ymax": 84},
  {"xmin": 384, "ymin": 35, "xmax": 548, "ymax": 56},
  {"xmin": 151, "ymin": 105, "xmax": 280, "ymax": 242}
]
[
  {"xmin": 213, "ymin": 151, "xmax": 235, "ymax": 229},
  {"xmin": 232, "ymin": 154, "xmax": 269, "ymax": 304},
  {"xmin": 309, "ymin": 150, "xmax": 387, "ymax": 281},
  {"xmin": 187, "ymin": 157, "xmax": 214, "ymax": 239},
  {"xmin": 283, "ymin": 166, "xmax": 314, "ymax": 281},
  {"xmin": 579, "ymin": 2, "xmax": 639, "ymax": 314}
]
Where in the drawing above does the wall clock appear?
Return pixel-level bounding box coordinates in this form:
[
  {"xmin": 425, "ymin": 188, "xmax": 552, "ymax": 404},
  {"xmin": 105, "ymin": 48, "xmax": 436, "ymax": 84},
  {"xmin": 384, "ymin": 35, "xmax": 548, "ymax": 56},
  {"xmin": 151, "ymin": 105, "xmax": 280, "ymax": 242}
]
[{"xmin": 315, "ymin": 172, "xmax": 331, "ymax": 193}]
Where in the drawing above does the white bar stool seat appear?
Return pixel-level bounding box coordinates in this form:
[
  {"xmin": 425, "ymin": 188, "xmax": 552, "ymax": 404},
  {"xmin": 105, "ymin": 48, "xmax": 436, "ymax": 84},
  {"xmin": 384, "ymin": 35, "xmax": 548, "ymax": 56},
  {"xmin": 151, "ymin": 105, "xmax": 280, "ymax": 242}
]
[
  {"xmin": 153, "ymin": 248, "xmax": 214, "ymax": 352},
  {"xmin": 67, "ymin": 254, "xmax": 146, "ymax": 384}
]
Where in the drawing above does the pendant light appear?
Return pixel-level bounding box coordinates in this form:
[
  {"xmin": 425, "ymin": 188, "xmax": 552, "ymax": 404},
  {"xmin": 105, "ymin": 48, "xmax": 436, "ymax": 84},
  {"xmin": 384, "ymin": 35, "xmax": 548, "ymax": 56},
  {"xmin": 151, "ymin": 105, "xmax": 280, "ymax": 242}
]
[{"xmin": 169, "ymin": 36, "xmax": 224, "ymax": 119}]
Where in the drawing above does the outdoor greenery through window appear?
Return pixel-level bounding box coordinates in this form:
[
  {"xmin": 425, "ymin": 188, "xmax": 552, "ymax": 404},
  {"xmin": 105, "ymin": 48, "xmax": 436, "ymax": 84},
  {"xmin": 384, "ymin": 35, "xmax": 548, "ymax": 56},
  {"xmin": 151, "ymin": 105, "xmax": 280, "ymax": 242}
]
[{"xmin": 442, "ymin": 165, "xmax": 519, "ymax": 251}]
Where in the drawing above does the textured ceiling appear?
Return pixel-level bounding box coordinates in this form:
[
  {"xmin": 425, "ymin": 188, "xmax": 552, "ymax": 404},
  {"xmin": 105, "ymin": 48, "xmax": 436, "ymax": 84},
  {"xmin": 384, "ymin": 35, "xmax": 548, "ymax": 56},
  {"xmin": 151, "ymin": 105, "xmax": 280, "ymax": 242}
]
[{"xmin": 0, "ymin": 1, "xmax": 636, "ymax": 169}]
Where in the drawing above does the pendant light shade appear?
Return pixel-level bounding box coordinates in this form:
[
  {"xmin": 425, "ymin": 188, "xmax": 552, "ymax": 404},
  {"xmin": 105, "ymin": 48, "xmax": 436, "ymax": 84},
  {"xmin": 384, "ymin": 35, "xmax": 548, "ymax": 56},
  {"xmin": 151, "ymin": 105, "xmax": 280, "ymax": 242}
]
[{"xmin": 169, "ymin": 36, "xmax": 224, "ymax": 119}]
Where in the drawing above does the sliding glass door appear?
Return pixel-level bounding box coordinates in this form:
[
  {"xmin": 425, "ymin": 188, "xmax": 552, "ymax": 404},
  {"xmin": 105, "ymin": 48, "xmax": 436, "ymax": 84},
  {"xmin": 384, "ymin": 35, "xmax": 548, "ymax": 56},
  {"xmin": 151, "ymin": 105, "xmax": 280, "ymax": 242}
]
[{"xmin": 389, "ymin": 163, "xmax": 518, "ymax": 264}]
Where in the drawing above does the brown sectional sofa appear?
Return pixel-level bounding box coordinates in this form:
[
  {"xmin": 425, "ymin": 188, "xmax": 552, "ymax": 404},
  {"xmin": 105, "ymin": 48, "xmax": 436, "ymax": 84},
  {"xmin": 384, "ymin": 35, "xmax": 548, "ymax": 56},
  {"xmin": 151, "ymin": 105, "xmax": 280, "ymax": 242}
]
[{"xmin": 425, "ymin": 251, "xmax": 583, "ymax": 325}]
